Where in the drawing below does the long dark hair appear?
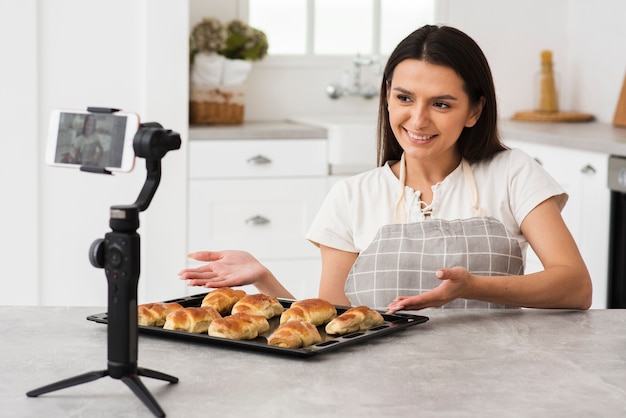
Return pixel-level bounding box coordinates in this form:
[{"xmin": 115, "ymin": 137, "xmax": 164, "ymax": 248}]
[{"xmin": 377, "ymin": 25, "xmax": 505, "ymax": 166}]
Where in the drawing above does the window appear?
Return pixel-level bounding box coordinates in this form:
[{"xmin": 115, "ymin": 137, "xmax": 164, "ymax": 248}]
[{"xmin": 247, "ymin": 0, "xmax": 437, "ymax": 57}]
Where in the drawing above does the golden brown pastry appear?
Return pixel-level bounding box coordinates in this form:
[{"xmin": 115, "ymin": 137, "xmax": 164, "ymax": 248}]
[
  {"xmin": 267, "ymin": 320, "xmax": 323, "ymax": 349},
  {"xmin": 279, "ymin": 298, "xmax": 337, "ymax": 326},
  {"xmin": 201, "ymin": 287, "xmax": 246, "ymax": 315},
  {"xmin": 325, "ymin": 306, "xmax": 385, "ymax": 335},
  {"xmin": 162, "ymin": 306, "xmax": 221, "ymax": 334},
  {"xmin": 137, "ymin": 302, "xmax": 184, "ymax": 327},
  {"xmin": 208, "ymin": 312, "xmax": 270, "ymax": 340},
  {"xmin": 231, "ymin": 294, "xmax": 284, "ymax": 319}
]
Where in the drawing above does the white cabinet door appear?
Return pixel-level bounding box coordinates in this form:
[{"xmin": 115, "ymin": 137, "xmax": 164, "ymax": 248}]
[
  {"xmin": 505, "ymin": 140, "xmax": 610, "ymax": 308},
  {"xmin": 187, "ymin": 176, "xmax": 328, "ymax": 298},
  {"xmin": 188, "ymin": 177, "xmax": 328, "ymax": 258}
]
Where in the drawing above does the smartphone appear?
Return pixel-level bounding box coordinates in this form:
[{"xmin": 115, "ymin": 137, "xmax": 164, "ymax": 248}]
[{"xmin": 46, "ymin": 109, "xmax": 140, "ymax": 172}]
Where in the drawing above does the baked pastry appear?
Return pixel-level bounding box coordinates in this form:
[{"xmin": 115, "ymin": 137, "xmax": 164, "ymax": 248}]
[
  {"xmin": 279, "ymin": 298, "xmax": 337, "ymax": 326},
  {"xmin": 137, "ymin": 302, "xmax": 184, "ymax": 327},
  {"xmin": 208, "ymin": 312, "xmax": 270, "ymax": 340},
  {"xmin": 201, "ymin": 287, "xmax": 246, "ymax": 315},
  {"xmin": 267, "ymin": 320, "xmax": 322, "ymax": 349},
  {"xmin": 325, "ymin": 306, "xmax": 385, "ymax": 335},
  {"xmin": 231, "ymin": 294, "xmax": 284, "ymax": 319},
  {"xmin": 162, "ymin": 306, "xmax": 221, "ymax": 334}
]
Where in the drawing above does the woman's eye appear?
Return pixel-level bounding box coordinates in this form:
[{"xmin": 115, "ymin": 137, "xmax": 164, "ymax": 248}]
[
  {"xmin": 433, "ymin": 101, "xmax": 450, "ymax": 109},
  {"xmin": 396, "ymin": 94, "xmax": 411, "ymax": 103}
]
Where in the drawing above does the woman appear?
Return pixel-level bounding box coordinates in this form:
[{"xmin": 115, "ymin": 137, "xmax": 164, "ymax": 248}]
[
  {"xmin": 72, "ymin": 115, "xmax": 104, "ymax": 166},
  {"xmin": 179, "ymin": 25, "xmax": 592, "ymax": 312}
]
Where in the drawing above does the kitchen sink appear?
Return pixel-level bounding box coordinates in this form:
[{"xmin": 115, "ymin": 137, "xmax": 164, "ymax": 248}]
[{"xmin": 290, "ymin": 116, "xmax": 378, "ymax": 175}]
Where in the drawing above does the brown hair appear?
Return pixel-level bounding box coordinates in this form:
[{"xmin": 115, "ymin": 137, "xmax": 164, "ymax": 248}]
[{"xmin": 377, "ymin": 25, "xmax": 505, "ymax": 166}]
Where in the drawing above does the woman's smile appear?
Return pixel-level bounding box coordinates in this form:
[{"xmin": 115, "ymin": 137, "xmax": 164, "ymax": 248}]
[{"xmin": 404, "ymin": 128, "xmax": 438, "ymax": 142}]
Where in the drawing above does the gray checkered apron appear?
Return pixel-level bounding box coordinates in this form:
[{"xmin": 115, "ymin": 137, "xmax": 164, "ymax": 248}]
[{"xmin": 345, "ymin": 157, "xmax": 524, "ymax": 309}]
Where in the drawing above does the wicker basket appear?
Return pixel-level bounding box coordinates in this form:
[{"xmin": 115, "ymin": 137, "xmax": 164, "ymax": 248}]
[{"xmin": 189, "ymin": 84, "xmax": 245, "ymax": 125}]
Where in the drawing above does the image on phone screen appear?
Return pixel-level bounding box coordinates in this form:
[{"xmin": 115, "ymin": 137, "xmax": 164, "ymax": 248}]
[{"xmin": 47, "ymin": 110, "xmax": 138, "ymax": 172}]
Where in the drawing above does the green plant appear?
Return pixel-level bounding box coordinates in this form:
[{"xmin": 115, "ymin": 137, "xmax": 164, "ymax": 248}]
[
  {"xmin": 220, "ymin": 19, "xmax": 268, "ymax": 61},
  {"xmin": 190, "ymin": 18, "xmax": 268, "ymax": 63}
]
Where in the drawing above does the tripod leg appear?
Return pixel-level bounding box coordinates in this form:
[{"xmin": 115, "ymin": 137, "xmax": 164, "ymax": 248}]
[
  {"xmin": 121, "ymin": 375, "xmax": 166, "ymax": 418},
  {"xmin": 26, "ymin": 370, "xmax": 109, "ymax": 397},
  {"xmin": 137, "ymin": 367, "xmax": 179, "ymax": 383}
]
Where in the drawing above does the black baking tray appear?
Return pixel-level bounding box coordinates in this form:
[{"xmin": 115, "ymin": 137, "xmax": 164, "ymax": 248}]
[{"xmin": 86, "ymin": 292, "xmax": 429, "ymax": 358}]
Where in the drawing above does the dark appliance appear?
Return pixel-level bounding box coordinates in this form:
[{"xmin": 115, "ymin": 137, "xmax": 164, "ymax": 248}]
[{"xmin": 607, "ymin": 155, "xmax": 626, "ymax": 308}]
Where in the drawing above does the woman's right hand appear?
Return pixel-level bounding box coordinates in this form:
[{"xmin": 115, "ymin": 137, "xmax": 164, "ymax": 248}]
[
  {"xmin": 178, "ymin": 250, "xmax": 295, "ymax": 299},
  {"xmin": 179, "ymin": 250, "xmax": 267, "ymax": 288}
]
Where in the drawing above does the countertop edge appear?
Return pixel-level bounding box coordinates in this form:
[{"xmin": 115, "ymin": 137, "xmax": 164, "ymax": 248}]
[
  {"xmin": 189, "ymin": 121, "xmax": 327, "ymax": 140},
  {"xmin": 500, "ymin": 119, "xmax": 626, "ymax": 156},
  {"xmin": 189, "ymin": 119, "xmax": 626, "ymax": 157}
]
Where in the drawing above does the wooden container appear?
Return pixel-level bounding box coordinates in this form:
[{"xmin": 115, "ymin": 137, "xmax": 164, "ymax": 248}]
[
  {"xmin": 614, "ymin": 74, "xmax": 626, "ymax": 128},
  {"xmin": 189, "ymin": 84, "xmax": 245, "ymax": 125},
  {"xmin": 536, "ymin": 50, "xmax": 559, "ymax": 113}
]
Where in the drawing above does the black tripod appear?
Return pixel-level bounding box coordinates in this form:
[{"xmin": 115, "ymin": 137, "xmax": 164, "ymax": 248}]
[{"xmin": 27, "ymin": 109, "xmax": 182, "ymax": 418}]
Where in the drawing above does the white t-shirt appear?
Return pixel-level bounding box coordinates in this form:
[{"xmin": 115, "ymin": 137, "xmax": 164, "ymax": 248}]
[{"xmin": 306, "ymin": 148, "xmax": 566, "ymax": 257}]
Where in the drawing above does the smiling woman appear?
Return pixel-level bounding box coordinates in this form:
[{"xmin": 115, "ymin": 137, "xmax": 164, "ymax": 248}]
[
  {"xmin": 180, "ymin": 24, "xmax": 593, "ymax": 313},
  {"xmin": 247, "ymin": 0, "xmax": 437, "ymax": 56}
]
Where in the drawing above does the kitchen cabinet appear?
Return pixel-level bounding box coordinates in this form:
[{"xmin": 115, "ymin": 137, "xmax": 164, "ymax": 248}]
[
  {"xmin": 504, "ymin": 139, "xmax": 610, "ymax": 308},
  {"xmin": 187, "ymin": 137, "xmax": 329, "ymax": 299}
]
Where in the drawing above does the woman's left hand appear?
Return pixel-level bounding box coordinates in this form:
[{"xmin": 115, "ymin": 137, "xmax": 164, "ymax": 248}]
[{"xmin": 386, "ymin": 266, "xmax": 474, "ymax": 313}]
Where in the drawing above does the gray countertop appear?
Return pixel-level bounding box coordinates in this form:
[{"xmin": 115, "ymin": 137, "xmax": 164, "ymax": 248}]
[
  {"xmin": 189, "ymin": 121, "xmax": 327, "ymax": 140},
  {"xmin": 498, "ymin": 119, "xmax": 626, "ymax": 155},
  {"xmin": 4, "ymin": 306, "xmax": 625, "ymax": 418}
]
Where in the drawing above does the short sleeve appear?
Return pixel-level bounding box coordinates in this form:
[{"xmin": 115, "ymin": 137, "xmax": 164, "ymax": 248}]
[
  {"xmin": 306, "ymin": 180, "xmax": 358, "ymax": 252},
  {"xmin": 505, "ymin": 148, "xmax": 568, "ymax": 226}
]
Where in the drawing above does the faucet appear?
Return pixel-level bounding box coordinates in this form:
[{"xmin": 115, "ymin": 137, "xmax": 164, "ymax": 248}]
[{"xmin": 326, "ymin": 54, "xmax": 381, "ymax": 100}]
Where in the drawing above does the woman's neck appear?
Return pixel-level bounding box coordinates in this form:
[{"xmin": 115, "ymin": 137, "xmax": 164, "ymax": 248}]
[{"xmin": 393, "ymin": 152, "xmax": 461, "ymax": 190}]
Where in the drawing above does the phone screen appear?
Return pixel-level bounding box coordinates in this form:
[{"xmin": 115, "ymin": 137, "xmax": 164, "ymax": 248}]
[{"xmin": 47, "ymin": 110, "xmax": 139, "ymax": 172}]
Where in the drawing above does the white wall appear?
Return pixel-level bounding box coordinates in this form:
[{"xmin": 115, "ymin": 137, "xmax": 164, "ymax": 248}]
[
  {"xmin": 565, "ymin": 1, "xmax": 626, "ymax": 123},
  {"xmin": 0, "ymin": 0, "xmax": 189, "ymax": 306},
  {"xmin": 0, "ymin": 0, "xmax": 39, "ymax": 304}
]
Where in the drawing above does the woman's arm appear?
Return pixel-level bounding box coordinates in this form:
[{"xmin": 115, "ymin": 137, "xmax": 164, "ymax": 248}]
[
  {"xmin": 179, "ymin": 250, "xmax": 295, "ymax": 299},
  {"xmin": 509, "ymin": 196, "xmax": 592, "ymax": 308},
  {"xmin": 387, "ymin": 197, "xmax": 593, "ymax": 312},
  {"xmin": 318, "ymin": 245, "xmax": 358, "ymax": 306}
]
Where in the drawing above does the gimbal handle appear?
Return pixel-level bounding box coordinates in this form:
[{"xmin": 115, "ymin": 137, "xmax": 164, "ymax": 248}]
[{"xmin": 131, "ymin": 123, "xmax": 181, "ymax": 213}]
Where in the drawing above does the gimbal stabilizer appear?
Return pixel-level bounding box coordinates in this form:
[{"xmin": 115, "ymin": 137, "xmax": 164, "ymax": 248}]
[{"xmin": 27, "ymin": 108, "xmax": 182, "ymax": 418}]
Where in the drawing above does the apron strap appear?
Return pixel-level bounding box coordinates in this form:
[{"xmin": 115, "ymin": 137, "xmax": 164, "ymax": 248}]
[
  {"xmin": 462, "ymin": 159, "xmax": 485, "ymax": 217},
  {"xmin": 394, "ymin": 154, "xmax": 484, "ymax": 222},
  {"xmin": 394, "ymin": 154, "xmax": 408, "ymax": 223}
]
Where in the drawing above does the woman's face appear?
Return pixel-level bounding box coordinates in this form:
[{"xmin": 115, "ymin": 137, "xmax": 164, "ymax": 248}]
[
  {"xmin": 387, "ymin": 59, "xmax": 483, "ymax": 164},
  {"xmin": 84, "ymin": 117, "xmax": 96, "ymax": 134}
]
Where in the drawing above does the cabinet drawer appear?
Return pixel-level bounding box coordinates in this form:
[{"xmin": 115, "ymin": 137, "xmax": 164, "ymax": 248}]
[
  {"xmin": 189, "ymin": 139, "xmax": 328, "ymax": 179},
  {"xmin": 188, "ymin": 177, "xmax": 328, "ymax": 259}
]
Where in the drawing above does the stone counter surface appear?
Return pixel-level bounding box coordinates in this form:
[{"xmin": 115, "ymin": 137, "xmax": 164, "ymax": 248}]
[
  {"xmin": 2, "ymin": 306, "xmax": 625, "ymax": 418},
  {"xmin": 500, "ymin": 119, "xmax": 626, "ymax": 156},
  {"xmin": 189, "ymin": 121, "xmax": 327, "ymax": 140}
]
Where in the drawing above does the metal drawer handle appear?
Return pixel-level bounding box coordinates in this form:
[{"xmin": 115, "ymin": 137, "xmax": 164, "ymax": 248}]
[
  {"xmin": 246, "ymin": 155, "xmax": 272, "ymax": 165},
  {"xmin": 245, "ymin": 215, "xmax": 270, "ymax": 226},
  {"xmin": 581, "ymin": 164, "xmax": 596, "ymax": 175}
]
